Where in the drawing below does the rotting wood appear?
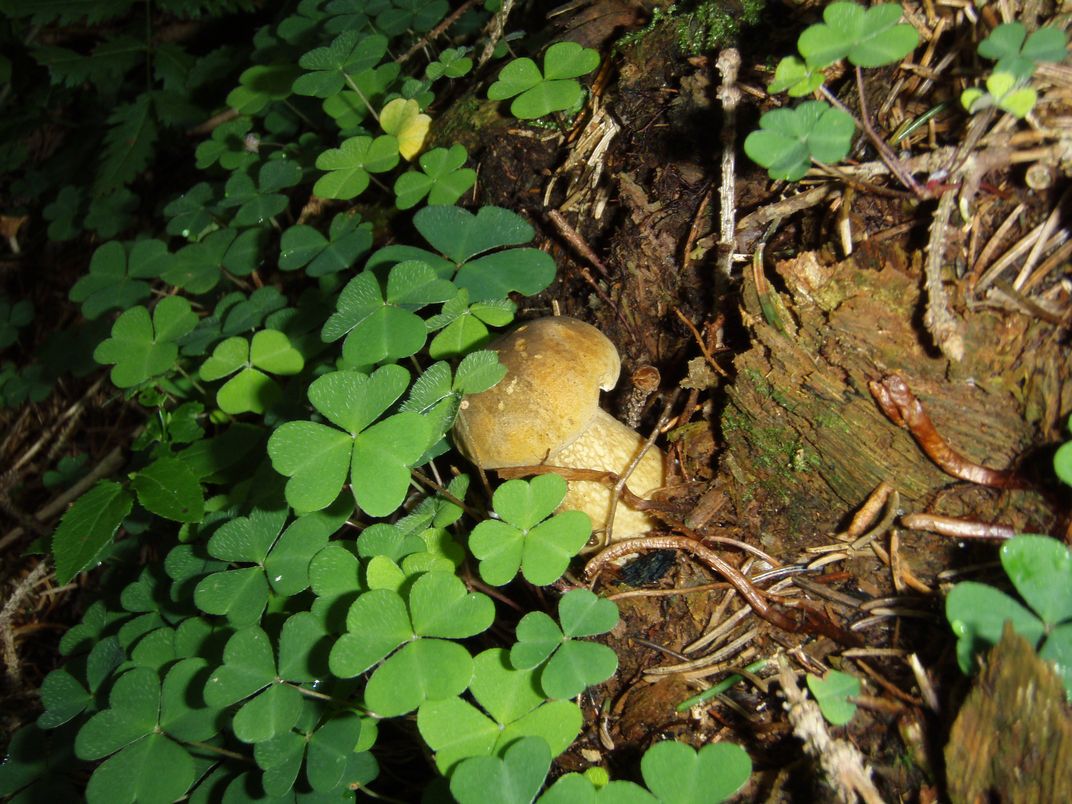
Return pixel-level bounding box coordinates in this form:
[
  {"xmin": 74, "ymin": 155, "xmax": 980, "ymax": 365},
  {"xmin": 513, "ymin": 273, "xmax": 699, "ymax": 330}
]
[
  {"xmin": 718, "ymin": 244, "xmax": 1063, "ymax": 536},
  {"xmin": 945, "ymin": 623, "xmax": 1072, "ymax": 804}
]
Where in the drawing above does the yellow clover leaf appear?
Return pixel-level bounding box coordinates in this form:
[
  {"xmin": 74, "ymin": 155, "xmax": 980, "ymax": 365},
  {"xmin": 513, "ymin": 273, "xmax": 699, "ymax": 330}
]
[{"xmin": 380, "ymin": 98, "xmax": 431, "ymax": 161}]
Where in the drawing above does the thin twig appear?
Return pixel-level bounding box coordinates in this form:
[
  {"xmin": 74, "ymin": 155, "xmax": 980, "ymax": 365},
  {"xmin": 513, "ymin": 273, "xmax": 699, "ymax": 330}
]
[
  {"xmin": 586, "ymin": 535, "xmax": 862, "ymax": 645},
  {"xmin": 900, "ymin": 512, "xmax": 1020, "ymax": 541},
  {"xmin": 603, "ymin": 391, "xmax": 677, "ymax": 546},
  {"xmin": 397, "ymin": 0, "xmax": 480, "ymax": 64},
  {"xmin": 0, "ymin": 444, "xmax": 127, "ymax": 552}
]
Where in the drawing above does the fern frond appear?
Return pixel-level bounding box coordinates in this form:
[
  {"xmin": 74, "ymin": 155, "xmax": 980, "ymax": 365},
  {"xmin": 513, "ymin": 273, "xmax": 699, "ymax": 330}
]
[{"xmin": 94, "ymin": 94, "xmax": 158, "ymax": 194}]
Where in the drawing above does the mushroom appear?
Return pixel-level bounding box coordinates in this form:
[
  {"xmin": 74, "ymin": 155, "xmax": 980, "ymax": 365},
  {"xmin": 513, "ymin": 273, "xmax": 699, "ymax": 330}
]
[{"xmin": 452, "ymin": 316, "xmax": 664, "ymax": 541}]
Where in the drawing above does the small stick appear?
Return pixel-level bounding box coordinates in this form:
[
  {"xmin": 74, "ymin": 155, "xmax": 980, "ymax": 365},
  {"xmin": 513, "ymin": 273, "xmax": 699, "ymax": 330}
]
[
  {"xmin": 546, "ymin": 209, "xmax": 611, "ymax": 278},
  {"xmin": 397, "ymin": 0, "xmax": 480, "ymax": 64},
  {"xmin": 868, "ymin": 374, "xmax": 1026, "ymax": 489},
  {"xmin": 673, "ymin": 308, "xmax": 726, "ymax": 377},
  {"xmin": 900, "ymin": 512, "xmax": 1020, "ymax": 541},
  {"xmin": 585, "ymin": 535, "xmax": 863, "ymax": 645},
  {"xmin": 477, "ymin": 0, "xmax": 514, "ymax": 68},
  {"xmin": 0, "ymin": 444, "xmax": 126, "ymax": 552},
  {"xmin": 603, "ymin": 391, "xmax": 677, "ymax": 546},
  {"xmin": 842, "ymin": 482, "xmax": 895, "ymax": 541}
]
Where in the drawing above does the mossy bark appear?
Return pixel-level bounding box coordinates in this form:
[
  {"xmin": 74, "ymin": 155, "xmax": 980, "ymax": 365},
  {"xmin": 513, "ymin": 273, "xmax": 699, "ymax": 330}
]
[{"xmin": 719, "ymin": 243, "xmax": 1066, "ymax": 534}]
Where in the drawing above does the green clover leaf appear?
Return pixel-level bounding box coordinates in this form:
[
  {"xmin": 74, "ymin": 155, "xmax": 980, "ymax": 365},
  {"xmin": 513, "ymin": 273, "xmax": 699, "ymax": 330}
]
[
  {"xmin": 194, "ymin": 116, "xmax": 258, "ymax": 171},
  {"xmin": 70, "ymin": 240, "xmax": 171, "ymax": 320},
  {"xmin": 279, "ymin": 212, "xmax": 373, "ymax": 276},
  {"xmin": 1055, "ymin": 417, "xmax": 1072, "ymax": 486},
  {"xmin": 43, "ymin": 185, "xmax": 83, "ymax": 241},
  {"xmin": 375, "ymin": 0, "xmax": 448, "ymax": 36},
  {"xmin": 418, "ymin": 648, "xmax": 582, "ymax": 773},
  {"xmin": 426, "ymin": 47, "xmax": 473, "ymax": 81},
  {"xmin": 427, "ymin": 290, "xmax": 515, "ymax": 358},
  {"xmin": 768, "ymin": 56, "xmax": 825, "ymax": 97},
  {"xmin": 450, "ymin": 737, "xmax": 552, "ymax": 804},
  {"xmin": 292, "ymin": 31, "xmax": 388, "ymax": 98},
  {"xmin": 163, "ymin": 227, "xmax": 266, "ymax": 293},
  {"xmin": 797, "ymin": 2, "xmax": 918, "ymax": 69},
  {"xmin": 470, "ymin": 474, "xmax": 592, "ymax": 586},
  {"xmin": 962, "ymin": 70, "xmax": 1039, "ymax": 119},
  {"xmin": 194, "ymin": 508, "xmax": 330, "ymax": 625},
  {"xmin": 944, "ymin": 534, "xmax": 1072, "ymax": 682},
  {"xmin": 0, "ymin": 293, "xmax": 31, "ymax": 347},
  {"xmin": 488, "ymin": 41, "xmax": 600, "ymax": 119},
  {"xmin": 322, "ymin": 62, "xmax": 400, "ymax": 129},
  {"xmin": 202, "ymin": 622, "xmax": 318, "ymax": 744},
  {"xmin": 163, "ymin": 182, "xmax": 218, "ymax": 241},
  {"xmin": 393, "ymin": 144, "xmax": 477, "ymax": 210},
  {"xmin": 200, "ymin": 329, "xmax": 304, "ymax": 414},
  {"xmin": 226, "ymin": 63, "xmax": 301, "ymax": 115},
  {"xmin": 267, "ymin": 366, "xmax": 431, "ymax": 515},
  {"xmin": 330, "ymin": 571, "xmax": 493, "ymax": 716},
  {"xmin": 408, "ymin": 205, "xmax": 556, "ymax": 301},
  {"xmin": 640, "ymin": 741, "xmax": 752, "ymax": 804},
  {"xmin": 314, "ymin": 134, "xmax": 400, "ymax": 200},
  {"xmin": 806, "ymin": 670, "xmax": 860, "ymax": 726},
  {"xmin": 321, "ymin": 261, "xmax": 456, "ymax": 367},
  {"xmin": 218, "ymin": 159, "xmax": 302, "ymax": 227},
  {"xmin": 744, "ymin": 100, "xmax": 856, "ymax": 181},
  {"xmin": 510, "ymin": 589, "xmax": 619, "ymax": 699},
  {"xmin": 75, "ymin": 667, "xmax": 200, "ymax": 803},
  {"xmin": 93, "ymin": 296, "xmax": 198, "ymax": 388},
  {"xmin": 978, "ymin": 22, "xmax": 1070, "ymax": 81}
]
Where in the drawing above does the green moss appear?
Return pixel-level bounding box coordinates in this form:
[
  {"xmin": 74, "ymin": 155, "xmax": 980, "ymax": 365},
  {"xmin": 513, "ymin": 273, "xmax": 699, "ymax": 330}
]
[
  {"xmin": 676, "ymin": 0, "xmax": 766, "ymax": 55},
  {"xmin": 615, "ymin": 0, "xmax": 766, "ymax": 57},
  {"xmin": 814, "ymin": 409, "xmax": 851, "ymax": 433},
  {"xmin": 615, "ymin": 3, "xmax": 677, "ymax": 53},
  {"xmin": 743, "ymin": 367, "xmax": 772, "ymax": 398}
]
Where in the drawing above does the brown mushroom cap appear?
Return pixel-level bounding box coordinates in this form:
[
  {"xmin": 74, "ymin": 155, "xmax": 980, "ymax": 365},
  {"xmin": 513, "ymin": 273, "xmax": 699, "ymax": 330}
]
[{"xmin": 452, "ymin": 316, "xmax": 620, "ymax": 469}]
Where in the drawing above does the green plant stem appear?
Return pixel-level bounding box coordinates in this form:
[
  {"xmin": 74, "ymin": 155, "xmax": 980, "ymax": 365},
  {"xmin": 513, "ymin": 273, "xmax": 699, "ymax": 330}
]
[
  {"xmin": 369, "ymin": 174, "xmax": 391, "ymax": 194},
  {"xmin": 289, "ymin": 682, "xmax": 368, "ymax": 711},
  {"xmin": 182, "ymin": 739, "xmax": 254, "ymax": 763},
  {"xmin": 676, "ymin": 659, "xmax": 769, "ymax": 711},
  {"xmin": 343, "ymin": 74, "xmax": 380, "ymax": 123},
  {"xmin": 851, "ymin": 67, "xmax": 924, "ymax": 196},
  {"xmin": 818, "ymin": 77, "xmax": 922, "ymax": 197},
  {"xmin": 144, "ymin": 0, "xmax": 153, "ymax": 90},
  {"xmin": 282, "ymin": 99, "xmax": 318, "ymax": 131}
]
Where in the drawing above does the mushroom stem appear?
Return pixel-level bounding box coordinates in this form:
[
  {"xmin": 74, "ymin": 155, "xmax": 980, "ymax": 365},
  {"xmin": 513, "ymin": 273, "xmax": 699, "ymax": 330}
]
[{"xmin": 553, "ymin": 409, "xmax": 665, "ymax": 539}]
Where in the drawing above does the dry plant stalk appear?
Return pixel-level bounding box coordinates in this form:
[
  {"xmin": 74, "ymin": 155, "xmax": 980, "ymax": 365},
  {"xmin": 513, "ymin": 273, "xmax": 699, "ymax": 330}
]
[
  {"xmin": 776, "ymin": 655, "xmax": 884, "ymax": 804},
  {"xmin": 0, "ymin": 562, "xmax": 51, "ymax": 685}
]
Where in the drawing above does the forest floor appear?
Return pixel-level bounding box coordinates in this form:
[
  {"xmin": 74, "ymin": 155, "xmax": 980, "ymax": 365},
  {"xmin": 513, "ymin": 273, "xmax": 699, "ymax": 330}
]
[
  {"xmin": 440, "ymin": 1, "xmax": 1072, "ymax": 800},
  {"xmin": 2, "ymin": 0, "xmax": 1071, "ymax": 801}
]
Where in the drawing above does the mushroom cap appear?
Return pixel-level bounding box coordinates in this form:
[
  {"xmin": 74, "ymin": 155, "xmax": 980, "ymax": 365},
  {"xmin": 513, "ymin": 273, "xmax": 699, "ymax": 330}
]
[{"xmin": 453, "ymin": 316, "xmax": 621, "ymax": 469}]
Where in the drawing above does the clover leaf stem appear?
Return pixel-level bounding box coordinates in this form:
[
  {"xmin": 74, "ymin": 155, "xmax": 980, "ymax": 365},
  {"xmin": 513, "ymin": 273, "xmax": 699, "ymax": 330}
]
[
  {"xmin": 182, "ymin": 738, "xmax": 254, "ymax": 763},
  {"xmin": 343, "ymin": 74, "xmax": 381, "ymax": 123},
  {"xmin": 291, "ymin": 682, "xmax": 366, "ymax": 711},
  {"xmin": 816, "ymin": 79, "xmax": 921, "ymax": 198},
  {"xmin": 283, "ymin": 98, "xmax": 318, "ymax": 131}
]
